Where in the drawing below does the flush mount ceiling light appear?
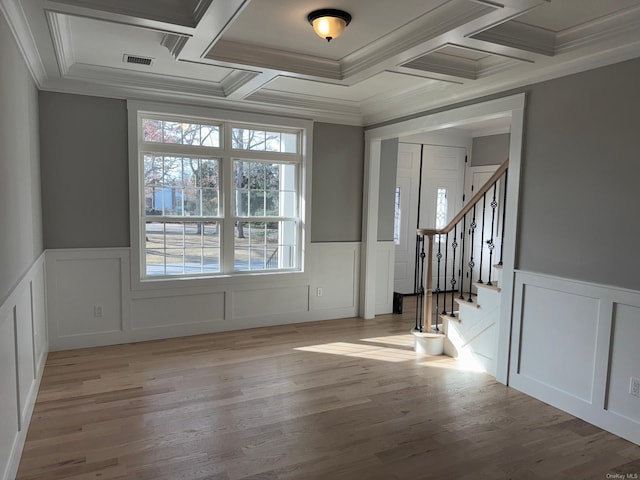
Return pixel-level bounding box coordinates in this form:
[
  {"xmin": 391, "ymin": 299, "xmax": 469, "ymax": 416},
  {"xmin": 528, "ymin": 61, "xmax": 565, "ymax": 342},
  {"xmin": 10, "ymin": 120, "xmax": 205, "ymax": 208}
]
[{"xmin": 307, "ymin": 9, "xmax": 352, "ymax": 42}]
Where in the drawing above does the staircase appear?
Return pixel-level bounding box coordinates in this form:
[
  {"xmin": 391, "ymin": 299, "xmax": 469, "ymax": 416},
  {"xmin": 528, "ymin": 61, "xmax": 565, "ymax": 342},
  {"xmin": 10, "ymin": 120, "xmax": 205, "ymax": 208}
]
[
  {"xmin": 442, "ymin": 265, "xmax": 503, "ymax": 375},
  {"xmin": 413, "ymin": 159, "xmax": 509, "ymax": 376}
]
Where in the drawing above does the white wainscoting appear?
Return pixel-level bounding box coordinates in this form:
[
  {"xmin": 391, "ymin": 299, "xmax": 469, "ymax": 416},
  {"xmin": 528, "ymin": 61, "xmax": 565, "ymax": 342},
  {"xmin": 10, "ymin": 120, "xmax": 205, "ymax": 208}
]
[
  {"xmin": 46, "ymin": 249, "xmax": 130, "ymax": 350},
  {"xmin": 0, "ymin": 253, "xmax": 47, "ymax": 480},
  {"xmin": 375, "ymin": 241, "xmax": 395, "ymax": 315},
  {"xmin": 46, "ymin": 243, "xmax": 361, "ymax": 350},
  {"xmin": 510, "ymin": 270, "xmax": 640, "ymax": 446}
]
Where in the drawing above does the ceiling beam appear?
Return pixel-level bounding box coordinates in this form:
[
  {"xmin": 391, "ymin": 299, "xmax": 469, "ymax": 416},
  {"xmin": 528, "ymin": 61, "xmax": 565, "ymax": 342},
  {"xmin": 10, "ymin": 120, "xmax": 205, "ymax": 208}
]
[{"xmin": 178, "ymin": 0, "xmax": 251, "ymax": 61}]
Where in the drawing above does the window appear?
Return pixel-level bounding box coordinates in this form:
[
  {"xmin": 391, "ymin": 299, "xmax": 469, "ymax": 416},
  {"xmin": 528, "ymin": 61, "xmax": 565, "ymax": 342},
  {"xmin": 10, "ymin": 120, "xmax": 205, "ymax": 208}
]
[
  {"xmin": 393, "ymin": 187, "xmax": 401, "ymax": 245},
  {"xmin": 133, "ymin": 109, "xmax": 307, "ymax": 280},
  {"xmin": 435, "ymin": 187, "xmax": 448, "ymax": 242}
]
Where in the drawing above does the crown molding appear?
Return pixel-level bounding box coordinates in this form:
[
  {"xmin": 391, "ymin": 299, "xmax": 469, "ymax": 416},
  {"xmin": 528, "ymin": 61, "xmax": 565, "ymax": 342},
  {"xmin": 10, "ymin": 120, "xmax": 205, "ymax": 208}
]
[
  {"xmin": 1, "ymin": 0, "xmax": 47, "ymax": 86},
  {"xmin": 161, "ymin": 33, "xmax": 189, "ymax": 60},
  {"xmin": 247, "ymin": 89, "xmax": 361, "ymax": 117},
  {"xmin": 46, "ymin": 10, "xmax": 73, "ymax": 75},
  {"xmin": 220, "ymin": 69, "xmax": 259, "ymax": 96},
  {"xmin": 205, "ymin": 39, "xmax": 342, "ymax": 80},
  {"xmin": 43, "ymin": 76, "xmax": 364, "ymax": 125},
  {"xmin": 64, "ymin": 63, "xmax": 227, "ymax": 97}
]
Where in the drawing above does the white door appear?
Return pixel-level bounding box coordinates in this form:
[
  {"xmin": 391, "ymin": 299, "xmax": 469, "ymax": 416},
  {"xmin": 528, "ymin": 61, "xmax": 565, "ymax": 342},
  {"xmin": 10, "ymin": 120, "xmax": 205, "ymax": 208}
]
[
  {"xmin": 464, "ymin": 166, "xmax": 501, "ymax": 290},
  {"xmin": 419, "ymin": 145, "xmax": 466, "ymax": 292},
  {"xmin": 393, "ymin": 143, "xmax": 421, "ymax": 294},
  {"xmin": 393, "ymin": 144, "xmax": 466, "ymax": 295}
]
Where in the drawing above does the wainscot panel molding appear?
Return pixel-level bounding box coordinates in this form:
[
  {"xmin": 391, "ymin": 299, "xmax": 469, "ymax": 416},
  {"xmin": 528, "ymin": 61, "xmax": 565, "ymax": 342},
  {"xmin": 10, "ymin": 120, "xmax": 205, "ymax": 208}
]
[
  {"xmin": 45, "ymin": 243, "xmax": 361, "ymax": 350},
  {"xmin": 46, "ymin": 248, "xmax": 131, "ymax": 350},
  {"xmin": 0, "ymin": 253, "xmax": 47, "ymax": 480},
  {"xmin": 375, "ymin": 241, "xmax": 395, "ymax": 315},
  {"xmin": 510, "ymin": 270, "xmax": 640, "ymax": 446}
]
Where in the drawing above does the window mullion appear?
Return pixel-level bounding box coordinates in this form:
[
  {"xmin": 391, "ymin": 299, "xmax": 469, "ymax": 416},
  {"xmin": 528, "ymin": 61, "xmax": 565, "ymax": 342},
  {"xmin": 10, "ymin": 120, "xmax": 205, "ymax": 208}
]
[{"xmin": 221, "ymin": 145, "xmax": 235, "ymax": 274}]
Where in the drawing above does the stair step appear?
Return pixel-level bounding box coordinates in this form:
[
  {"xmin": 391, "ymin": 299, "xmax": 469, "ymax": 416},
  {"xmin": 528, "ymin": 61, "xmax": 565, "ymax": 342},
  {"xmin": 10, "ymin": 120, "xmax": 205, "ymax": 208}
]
[
  {"xmin": 455, "ymin": 296, "xmax": 480, "ymax": 309},
  {"xmin": 493, "ymin": 264, "xmax": 503, "ymax": 270},
  {"xmin": 474, "ymin": 282, "xmax": 501, "ymax": 293},
  {"xmin": 439, "ymin": 312, "xmax": 461, "ymax": 324}
]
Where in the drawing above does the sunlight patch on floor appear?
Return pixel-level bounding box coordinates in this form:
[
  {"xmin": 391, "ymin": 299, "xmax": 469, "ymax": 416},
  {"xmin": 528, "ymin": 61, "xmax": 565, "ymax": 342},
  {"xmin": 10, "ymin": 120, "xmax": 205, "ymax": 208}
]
[
  {"xmin": 419, "ymin": 352, "xmax": 486, "ymax": 372},
  {"xmin": 359, "ymin": 334, "xmax": 415, "ymax": 347},
  {"xmin": 294, "ymin": 335, "xmax": 487, "ymax": 372},
  {"xmin": 295, "ymin": 342, "xmax": 418, "ymax": 362}
]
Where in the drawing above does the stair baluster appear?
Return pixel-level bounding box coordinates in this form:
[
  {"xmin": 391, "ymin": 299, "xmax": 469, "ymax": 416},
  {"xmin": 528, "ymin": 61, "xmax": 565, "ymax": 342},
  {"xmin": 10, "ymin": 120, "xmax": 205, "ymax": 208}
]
[
  {"xmin": 468, "ymin": 204, "xmax": 477, "ymax": 302},
  {"xmin": 487, "ymin": 183, "xmax": 498, "ymax": 287},
  {"xmin": 450, "ymin": 224, "xmax": 457, "ymax": 318},
  {"xmin": 435, "ymin": 235, "xmax": 442, "ymax": 330},
  {"xmin": 499, "ymin": 170, "xmax": 508, "ymax": 266},
  {"xmin": 459, "ymin": 214, "xmax": 466, "ymax": 300},
  {"xmin": 442, "ymin": 232, "xmax": 449, "ymax": 315},
  {"xmin": 414, "ymin": 234, "xmax": 425, "ymax": 331},
  {"xmin": 478, "ymin": 193, "xmax": 486, "ymax": 284}
]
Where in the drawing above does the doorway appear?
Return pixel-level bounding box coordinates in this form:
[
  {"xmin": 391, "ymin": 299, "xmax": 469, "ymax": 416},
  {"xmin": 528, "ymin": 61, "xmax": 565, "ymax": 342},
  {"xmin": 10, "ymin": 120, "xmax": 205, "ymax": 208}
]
[{"xmin": 360, "ymin": 94, "xmax": 526, "ymax": 385}]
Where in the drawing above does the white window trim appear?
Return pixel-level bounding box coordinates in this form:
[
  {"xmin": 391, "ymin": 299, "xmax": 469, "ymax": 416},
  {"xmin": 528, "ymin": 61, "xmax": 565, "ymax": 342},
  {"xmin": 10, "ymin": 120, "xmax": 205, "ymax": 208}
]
[{"xmin": 127, "ymin": 100, "xmax": 313, "ymax": 291}]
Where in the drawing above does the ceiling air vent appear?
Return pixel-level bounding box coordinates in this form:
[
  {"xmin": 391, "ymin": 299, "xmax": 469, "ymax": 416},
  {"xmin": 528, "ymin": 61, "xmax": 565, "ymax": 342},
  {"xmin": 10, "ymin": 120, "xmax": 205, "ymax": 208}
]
[{"xmin": 123, "ymin": 54, "xmax": 154, "ymax": 66}]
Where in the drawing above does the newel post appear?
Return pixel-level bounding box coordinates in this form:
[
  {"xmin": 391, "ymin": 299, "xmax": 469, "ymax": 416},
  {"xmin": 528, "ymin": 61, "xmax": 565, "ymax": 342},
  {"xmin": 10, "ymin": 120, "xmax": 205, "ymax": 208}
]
[
  {"xmin": 413, "ymin": 229, "xmax": 444, "ymax": 355},
  {"xmin": 424, "ymin": 233, "xmax": 434, "ymax": 332}
]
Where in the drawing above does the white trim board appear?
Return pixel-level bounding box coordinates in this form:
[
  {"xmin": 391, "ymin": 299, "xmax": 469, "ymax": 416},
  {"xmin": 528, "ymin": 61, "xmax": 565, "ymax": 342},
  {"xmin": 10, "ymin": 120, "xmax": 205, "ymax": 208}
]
[
  {"xmin": 510, "ymin": 270, "xmax": 640, "ymax": 446},
  {"xmin": 375, "ymin": 241, "xmax": 395, "ymax": 315},
  {"xmin": 0, "ymin": 252, "xmax": 48, "ymax": 480}
]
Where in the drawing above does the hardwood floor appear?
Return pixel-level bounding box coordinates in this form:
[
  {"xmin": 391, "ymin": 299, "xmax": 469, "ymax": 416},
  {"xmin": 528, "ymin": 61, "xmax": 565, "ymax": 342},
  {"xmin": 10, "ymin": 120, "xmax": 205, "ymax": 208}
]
[{"xmin": 17, "ymin": 301, "xmax": 640, "ymax": 480}]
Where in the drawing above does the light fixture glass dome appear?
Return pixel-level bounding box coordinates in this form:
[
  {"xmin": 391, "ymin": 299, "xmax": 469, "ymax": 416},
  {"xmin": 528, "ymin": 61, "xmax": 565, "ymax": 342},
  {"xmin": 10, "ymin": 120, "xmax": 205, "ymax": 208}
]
[{"xmin": 307, "ymin": 9, "xmax": 352, "ymax": 42}]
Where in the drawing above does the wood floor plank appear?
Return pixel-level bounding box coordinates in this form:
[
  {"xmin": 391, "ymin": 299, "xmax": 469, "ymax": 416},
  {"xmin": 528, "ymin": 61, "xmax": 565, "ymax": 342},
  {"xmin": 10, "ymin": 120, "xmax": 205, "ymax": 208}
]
[{"xmin": 17, "ymin": 303, "xmax": 640, "ymax": 479}]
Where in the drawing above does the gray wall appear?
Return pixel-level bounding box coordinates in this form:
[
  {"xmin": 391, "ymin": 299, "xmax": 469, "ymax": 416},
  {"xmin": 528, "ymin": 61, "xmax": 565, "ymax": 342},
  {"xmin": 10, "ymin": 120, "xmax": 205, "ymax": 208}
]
[
  {"xmin": 369, "ymin": 57, "xmax": 640, "ymax": 292},
  {"xmin": 378, "ymin": 138, "xmax": 399, "ymax": 241},
  {"xmin": 517, "ymin": 58, "xmax": 640, "ymax": 290},
  {"xmin": 39, "ymin": 92, "xmax": 129, "ymax": 248},
  {"xmin": 38, "ymin": 102, "xmax": 363, "ymax": 245},
  {"xmin": 311, "ymin": 122, "xmax": 364, "ymax": 242},
  {"xmin": 471, "ymin": 133, "xmax": 509, "ymax": 166},
  {"xmin": 0, "ymin": 14, "xmax": 43, "ymax": 302}
]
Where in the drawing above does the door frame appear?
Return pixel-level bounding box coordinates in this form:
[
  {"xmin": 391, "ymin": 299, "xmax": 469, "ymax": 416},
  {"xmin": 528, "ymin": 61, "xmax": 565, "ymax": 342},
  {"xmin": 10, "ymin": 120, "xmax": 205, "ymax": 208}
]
[{"xmin": 359, "ymin": 93, "xmax": 525, "ymax": 385}]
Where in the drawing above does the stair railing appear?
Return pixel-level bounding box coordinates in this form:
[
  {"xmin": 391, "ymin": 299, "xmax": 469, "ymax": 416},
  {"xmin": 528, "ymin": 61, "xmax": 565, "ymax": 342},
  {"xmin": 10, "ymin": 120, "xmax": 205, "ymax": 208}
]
[{"xmin": 414, "ymin": 159, "xmax": 509, "ymax": 333}]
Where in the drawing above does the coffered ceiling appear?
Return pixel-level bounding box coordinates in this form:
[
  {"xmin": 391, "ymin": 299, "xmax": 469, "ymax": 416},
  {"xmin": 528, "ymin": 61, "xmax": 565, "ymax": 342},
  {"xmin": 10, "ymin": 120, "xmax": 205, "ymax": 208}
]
[{"xmin": 2, "ymin": 0, "xmax": 639, "ymax": 125}]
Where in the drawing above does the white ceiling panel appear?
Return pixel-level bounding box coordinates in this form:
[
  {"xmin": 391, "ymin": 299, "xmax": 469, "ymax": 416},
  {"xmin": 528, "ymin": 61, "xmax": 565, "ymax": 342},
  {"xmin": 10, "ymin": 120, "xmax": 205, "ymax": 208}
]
[
  {"xmin": 220, "ymin": 0, "xmax": 450, "ymax": 60},
  {"xmin": 515, "ymin": 0, "xmax": 640, "ymax": 32},
  {"xmin": 68, "ymin": 16, "xmax": 232, "ymax": 82},
  {"xmin": 438, "ymin": 45, "xmax": 491, "ymax": 61},
  {"xmin": 53, "ymin": 0, "xmax": 210, "ymax": 27}
]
